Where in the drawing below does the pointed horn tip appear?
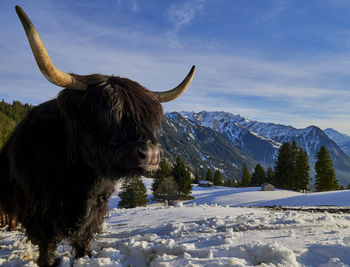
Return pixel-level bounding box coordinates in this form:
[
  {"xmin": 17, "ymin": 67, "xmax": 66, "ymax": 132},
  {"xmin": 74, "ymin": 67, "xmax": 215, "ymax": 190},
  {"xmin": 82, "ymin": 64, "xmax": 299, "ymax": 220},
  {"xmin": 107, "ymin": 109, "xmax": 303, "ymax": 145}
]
[
  {"xmin": 15, "ymin": 6, "xmax": 32, "ymax": 29},
  {"xmin": 153, "ymin": 65, "xmax": 196, "ymax": 103},
  {"xmin": 15, "ymin": 5, "xmax": 87, "ymax": 91},
  {"xmin": 189, "ymin": 65, "xmax": 196, "ymax": 76},
  {"xmin": 15, "ymin": 6, "xmax": 24, "ymax": 16}
]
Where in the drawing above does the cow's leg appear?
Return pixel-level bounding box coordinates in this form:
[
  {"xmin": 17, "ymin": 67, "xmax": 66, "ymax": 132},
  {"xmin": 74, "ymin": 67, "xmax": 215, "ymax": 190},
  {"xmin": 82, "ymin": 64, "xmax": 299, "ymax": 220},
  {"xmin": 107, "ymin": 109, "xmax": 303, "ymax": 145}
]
[
  {"xmin": 8, "ymin": 215, "xmax": 17, "ymax": 231},
  {"xmin": 0, "ymin": 213, "xmax": 5, "ymax": 227},
  {"xmin": 72, "ymin": 238, "xmax": 92, "ymax": 259},
  {"xmin": 37, "ymin": 240, "xmax": 58, "ymax": 267}
]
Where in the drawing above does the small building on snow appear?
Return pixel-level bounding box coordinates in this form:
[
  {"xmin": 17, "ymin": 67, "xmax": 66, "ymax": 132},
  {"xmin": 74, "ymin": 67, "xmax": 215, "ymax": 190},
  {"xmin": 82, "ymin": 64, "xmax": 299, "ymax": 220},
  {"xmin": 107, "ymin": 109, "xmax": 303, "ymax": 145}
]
[
  {"xmin": 261, "ymin": 182, "xmax": 275, "ymax": 191},
  {"xmin": 199, "ymin": 180, "xmax": 214, "ymax": 187}
]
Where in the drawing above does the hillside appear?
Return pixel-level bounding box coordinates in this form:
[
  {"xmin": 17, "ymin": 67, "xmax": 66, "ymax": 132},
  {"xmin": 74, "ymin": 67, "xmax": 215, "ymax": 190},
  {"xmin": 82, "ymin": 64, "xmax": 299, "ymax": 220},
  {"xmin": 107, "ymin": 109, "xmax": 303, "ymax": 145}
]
[{"xmin": 324, "ymin": 128, "xmax": 350, "ymax": 157}]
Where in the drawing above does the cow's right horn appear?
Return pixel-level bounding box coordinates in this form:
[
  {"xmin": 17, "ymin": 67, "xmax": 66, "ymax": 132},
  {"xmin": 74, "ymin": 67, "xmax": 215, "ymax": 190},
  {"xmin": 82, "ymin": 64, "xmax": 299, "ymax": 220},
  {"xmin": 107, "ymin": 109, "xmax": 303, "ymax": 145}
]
[
  {"xmin": 152, "ymin": 65, "xmax": 196, "ymax": 103},
  {"xmin": 15, "ymin": 6, "xmax": 87, "ymax": 91}
]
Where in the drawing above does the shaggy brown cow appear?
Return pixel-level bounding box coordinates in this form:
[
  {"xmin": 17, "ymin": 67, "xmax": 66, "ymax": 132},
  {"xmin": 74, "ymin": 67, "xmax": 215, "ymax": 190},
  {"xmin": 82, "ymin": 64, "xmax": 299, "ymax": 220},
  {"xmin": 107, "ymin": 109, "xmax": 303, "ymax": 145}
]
[{"xmin": 0, "ymin": 6, "xmax": 195, "ymax": 267}]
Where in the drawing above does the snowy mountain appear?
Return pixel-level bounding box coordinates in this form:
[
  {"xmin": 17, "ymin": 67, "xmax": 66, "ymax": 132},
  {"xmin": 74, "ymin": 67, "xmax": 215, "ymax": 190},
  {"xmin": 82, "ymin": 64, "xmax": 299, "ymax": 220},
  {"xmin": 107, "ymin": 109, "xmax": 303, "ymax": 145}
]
[
  {"xmin": 157, "ymin": 112, "xmax": 257, "ymax": 179},
  {"xmin": 324, "ymin": 128, "xmax": 350, "ymax": 157},
  {"xmin": 181, "ymin": 111, "xmax": 279, "ymax": 167},
  {"xmin": 159, "ymin": 111, "xmax": 350, "ymax": 186}
]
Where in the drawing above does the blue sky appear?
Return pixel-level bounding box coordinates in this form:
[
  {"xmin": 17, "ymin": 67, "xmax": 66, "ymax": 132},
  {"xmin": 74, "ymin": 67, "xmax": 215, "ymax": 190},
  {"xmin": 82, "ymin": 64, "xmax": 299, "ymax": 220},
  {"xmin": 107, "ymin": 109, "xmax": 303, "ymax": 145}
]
[{"xmin": 1, "ymin": 0, "xmax": 350, "ymax": 134}]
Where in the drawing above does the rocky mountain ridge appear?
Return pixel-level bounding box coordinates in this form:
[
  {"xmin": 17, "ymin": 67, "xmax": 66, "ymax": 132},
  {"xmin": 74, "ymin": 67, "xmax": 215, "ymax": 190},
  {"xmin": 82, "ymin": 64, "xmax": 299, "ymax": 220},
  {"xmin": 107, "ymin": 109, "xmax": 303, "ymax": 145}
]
[{"xmin": 157, "ymin": 111, "xmax": 350, "ymax": 186}]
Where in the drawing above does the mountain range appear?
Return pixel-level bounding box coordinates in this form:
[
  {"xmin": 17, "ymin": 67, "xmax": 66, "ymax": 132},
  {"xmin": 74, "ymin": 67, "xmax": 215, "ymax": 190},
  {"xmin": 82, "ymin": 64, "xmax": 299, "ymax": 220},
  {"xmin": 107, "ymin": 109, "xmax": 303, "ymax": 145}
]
[{"xmin": 157, "ymin": 111, "xmax": 350, "ymax": 186}]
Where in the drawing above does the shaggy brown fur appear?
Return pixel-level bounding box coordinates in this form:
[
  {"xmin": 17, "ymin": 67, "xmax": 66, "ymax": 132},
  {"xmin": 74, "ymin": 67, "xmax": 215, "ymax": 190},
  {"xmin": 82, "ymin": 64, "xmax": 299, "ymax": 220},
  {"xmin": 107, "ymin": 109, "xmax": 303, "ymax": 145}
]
[{"xmin": 0, "ymin": 74, "xmax": 163, "ymax": 266}]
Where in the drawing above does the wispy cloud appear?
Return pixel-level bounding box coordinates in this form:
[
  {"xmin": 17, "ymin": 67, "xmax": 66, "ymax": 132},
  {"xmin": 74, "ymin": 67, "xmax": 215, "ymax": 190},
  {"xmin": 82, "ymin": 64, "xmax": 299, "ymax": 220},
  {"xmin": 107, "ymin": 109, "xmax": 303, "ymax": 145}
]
[
  {"xmin": 165, "ymin": 0, "xmax": 205, "ymax": 48},
  {"xmin": 167, "ymin": 0, "xmax": 205, "ymax": 31}
]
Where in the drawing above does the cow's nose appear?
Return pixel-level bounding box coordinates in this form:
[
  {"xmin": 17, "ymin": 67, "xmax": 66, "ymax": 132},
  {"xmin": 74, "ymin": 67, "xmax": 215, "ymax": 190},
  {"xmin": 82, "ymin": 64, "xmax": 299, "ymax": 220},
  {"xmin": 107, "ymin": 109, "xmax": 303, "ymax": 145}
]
[{"xmin": 135, "ymin": 140, "xmax": 160, "ymax": 167}]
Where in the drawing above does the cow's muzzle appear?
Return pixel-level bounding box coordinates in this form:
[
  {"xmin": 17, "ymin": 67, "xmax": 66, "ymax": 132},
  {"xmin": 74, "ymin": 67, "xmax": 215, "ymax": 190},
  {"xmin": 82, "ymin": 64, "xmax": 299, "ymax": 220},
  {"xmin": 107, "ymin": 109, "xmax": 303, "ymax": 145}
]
[{"xmin": 131, "ymin": 141, "xmax": 160, "ymax": 172}]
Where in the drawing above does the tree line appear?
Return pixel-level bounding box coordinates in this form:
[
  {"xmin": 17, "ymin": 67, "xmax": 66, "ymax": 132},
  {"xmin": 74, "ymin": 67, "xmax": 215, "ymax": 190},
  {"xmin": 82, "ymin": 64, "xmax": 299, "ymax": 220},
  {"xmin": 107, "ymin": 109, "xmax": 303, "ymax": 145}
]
[
  {"xmin": 0, "ymin": 100, "xmax": 32, "ymax": 148},
  {"xmin": 118, "ymin": 156, "xmax": 193, "ymax": 208},
  {"xmin": 118, "ymin": 140, "xmax": 345, "ymax": 209},
  {"xmin": 237, "ymin": 141, "xmax": 341, "ymax": 192},
  {"xmin": 193, "ymin": 168, "xmax": 224, "ymax": 186}
]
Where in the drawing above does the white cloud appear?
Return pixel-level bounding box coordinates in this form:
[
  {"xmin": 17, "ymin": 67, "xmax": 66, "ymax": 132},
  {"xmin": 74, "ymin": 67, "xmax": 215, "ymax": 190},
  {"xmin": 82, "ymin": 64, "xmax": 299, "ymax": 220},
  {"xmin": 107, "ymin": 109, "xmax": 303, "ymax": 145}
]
[{"xmin": 167, "ymin": 0, "xmax": 205, "ymax": 31}]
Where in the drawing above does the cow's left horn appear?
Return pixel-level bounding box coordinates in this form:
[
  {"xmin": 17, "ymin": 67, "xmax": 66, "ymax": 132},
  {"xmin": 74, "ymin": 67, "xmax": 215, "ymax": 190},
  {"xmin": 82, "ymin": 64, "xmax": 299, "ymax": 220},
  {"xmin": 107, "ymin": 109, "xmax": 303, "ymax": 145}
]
[
  {"xmin": 153, "ymin": 65, "xmax": 196, "ymax": 102},
  {"xmin": 15, "ymin": 6, "xmax": 87, "ymax": 91}
]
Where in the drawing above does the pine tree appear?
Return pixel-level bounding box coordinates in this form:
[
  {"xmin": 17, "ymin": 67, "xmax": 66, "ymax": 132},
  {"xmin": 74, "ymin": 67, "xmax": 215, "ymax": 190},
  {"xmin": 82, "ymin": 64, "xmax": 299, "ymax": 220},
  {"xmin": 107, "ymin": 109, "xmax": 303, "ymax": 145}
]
[
  {"xmin": 266, "ymin": 167, "xmax": 274, "ymax": 184},
  {"xmin": 155, "ymin": 176, "xmax": 179, "ymax": 205},
  {"xmin": 152, "ymin": 158, "xmax": 172, "ymax": 196},
  {"xmin": 315, "ymin": 146, "xmax": 339, "ymax": 191},
  {"xmin": 118, "ymin": 177, "xmax": 148, "ymax": 208},
  {"xmin": 273, "ymin": 142, "xmax": 293, "ymax": 189},
  {"xmin": 272, "ymin": 141, "xmax": 311, "ymax": 191},
  {"xmin": 194, "ymin": 168, "xmax": 200, "ymax": 184},
  {"xmin": 0, "ymin": 100, "xmax": 32, "ymax": 148},
  {"xmin": 0, "ymin": 113, "xmax": 16, "ymax": 148},
  {"xmin": 251, "ymin": 164, "xmax": 266, "ymax": 186},
  {"xmin": 241, "ymin": 163, "xmax": 251, "ymax": 187},
  {"xmin": 295, "ymin": 147, "xmax": 310, "ymax": 192},
  {"xmin": 172, "ymin": 156, "xmax": 192, "ymax": 198},
  {"xmin": 290, "ymin": 141, "xmax": 299, "ymax": 190},
  {"xmin": 213, "ymin": 170, "xmax": 223, "ymax": 186},
  {"xmin": 205, "ymin": 169, "xmax": 214, "ymax": 182}
]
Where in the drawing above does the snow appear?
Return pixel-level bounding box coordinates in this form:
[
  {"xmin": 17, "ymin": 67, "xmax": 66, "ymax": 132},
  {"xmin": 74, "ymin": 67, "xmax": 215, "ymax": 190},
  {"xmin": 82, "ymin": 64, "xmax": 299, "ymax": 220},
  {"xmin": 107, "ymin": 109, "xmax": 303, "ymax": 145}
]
[{"xmin": 1, "ymin": 178, "xmax": 350, "ymax": 267}]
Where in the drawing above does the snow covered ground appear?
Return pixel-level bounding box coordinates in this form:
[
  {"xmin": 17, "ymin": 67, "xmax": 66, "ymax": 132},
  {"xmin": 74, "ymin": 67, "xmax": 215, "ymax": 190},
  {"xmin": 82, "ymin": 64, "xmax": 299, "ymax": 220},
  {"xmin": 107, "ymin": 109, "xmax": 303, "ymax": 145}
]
[{"xmin": 1, "ymin": 178, "xmax": 350, "ymax": 266}]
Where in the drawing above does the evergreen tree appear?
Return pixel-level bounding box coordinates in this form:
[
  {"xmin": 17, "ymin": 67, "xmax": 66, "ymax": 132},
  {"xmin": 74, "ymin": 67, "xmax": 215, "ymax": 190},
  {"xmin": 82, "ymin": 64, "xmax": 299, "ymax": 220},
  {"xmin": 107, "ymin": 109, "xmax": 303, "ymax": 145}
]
[
  {"xmin": 272, "ymin": 141, "xmax": 311, "ymax": 191},
  {"xmin": 273, "ymin": 142, "xmax": 293, "ymax": 189},
  {"xmin": 241, "ymin": 163, "xmax": 251, "ymax": 187},
  {"xmin": 194, "ymin": 168, "xmax": 200, "ymax": 184},
  {"xmin": 205, "ymin": 169, "xmax": 214, "ymax": 182},
  {"xmin": 152, "ymin": 158, "xmax": 172, "ymax": 196},
  {"xmin": 155, "ymin": 176, "xmax": 179, "ymax": 205},
  {"xmin": 295, "ymin": 147, "xmax": 310, "ymax": 192},
  {"xmin": 251, "ymin": 164, "xmax": 266, "ymax": 186},
  {"xmin": 213, "ymin": 170, "xmax": 223, "ymax": 186},
  {"xmin": 315, "ymin": 146, "xmax": 339, "ymax": 191},
  {"xmin": 172, "ymin": 156, "xmax": 192, "ymax": 198},
  {"xmin": 266, "ymin": 167, "xmax": 274, "ymax": 184},
  {"xmin": 0, "ymin": 113, "xmax": 16, "ymax": 148},
  {"xmin": 0, "ymin": 100, "xmax": 32, "ymax": 148},
  {"xmin": 118, "ymin": 177, "xmax": 148, "ymax": 208},
  {"xmin": 290, "ymin": 141, "xmax": 299, "ymax": 189}
]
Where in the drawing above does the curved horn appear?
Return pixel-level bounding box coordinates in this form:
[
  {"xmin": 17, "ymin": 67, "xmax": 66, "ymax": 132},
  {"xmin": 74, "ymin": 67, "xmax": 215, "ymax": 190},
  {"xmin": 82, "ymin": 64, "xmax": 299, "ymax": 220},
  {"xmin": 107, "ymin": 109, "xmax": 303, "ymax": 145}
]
[
  {"xmin": 153, "ymin": 65, "xmax": 196, "ymax": 103},
  {"xmin": 15, "ymin": 6, "xmax": 87, "ymax": 91}
]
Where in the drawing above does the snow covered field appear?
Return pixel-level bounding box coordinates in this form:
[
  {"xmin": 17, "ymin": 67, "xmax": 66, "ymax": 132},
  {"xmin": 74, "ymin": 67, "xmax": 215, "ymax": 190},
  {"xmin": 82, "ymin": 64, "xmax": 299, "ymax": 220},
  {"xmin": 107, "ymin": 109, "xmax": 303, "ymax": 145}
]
[{"xmin": 1, "ymin": 178, "xmax": 350, "ymax": 266}]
